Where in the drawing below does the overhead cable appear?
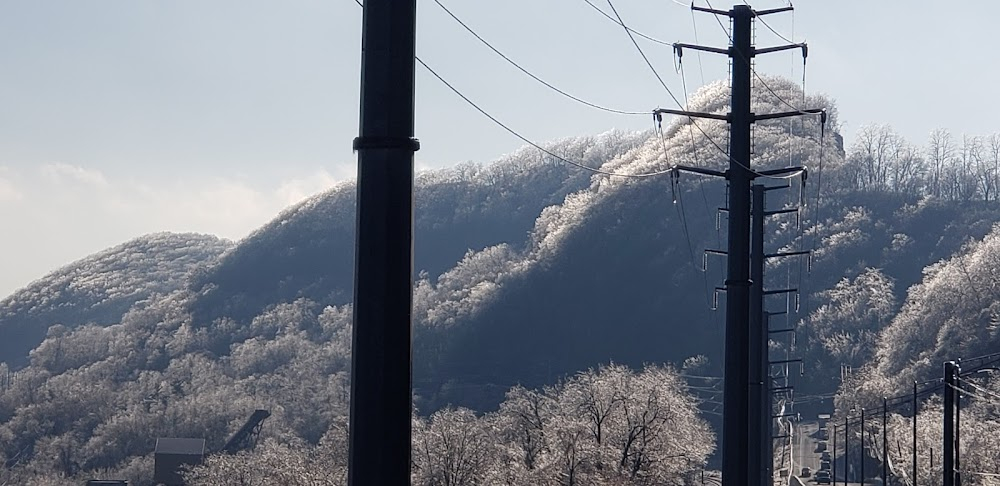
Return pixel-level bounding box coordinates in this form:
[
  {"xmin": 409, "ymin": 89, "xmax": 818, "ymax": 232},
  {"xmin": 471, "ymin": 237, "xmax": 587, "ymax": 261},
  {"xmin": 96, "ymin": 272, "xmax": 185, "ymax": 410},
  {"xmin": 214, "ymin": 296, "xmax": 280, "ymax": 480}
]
[
  {"xmin": 580, "ymin": 0, "xmax": 674, "ymax": 46},
  {"xmin": 417, "ymin": 57, "xmax": 676, "ymax": 178},
  {"xmin": 742, "ymin": 0, "xmax": 795, "ymax": 44},
  {"xmin": 608, "ymin": 0, "xmax": 806, "ymax": 181},
  {"xmin": 434, "ymin": 0, "xmax": 647, "ymax": 116},
  {"xmin": 352, "ymin": 0, "xmax": 676, "ymax": 179},
  {"xmin": 703, "ymin": 0, "xmax": 814, "ymax": 117}
]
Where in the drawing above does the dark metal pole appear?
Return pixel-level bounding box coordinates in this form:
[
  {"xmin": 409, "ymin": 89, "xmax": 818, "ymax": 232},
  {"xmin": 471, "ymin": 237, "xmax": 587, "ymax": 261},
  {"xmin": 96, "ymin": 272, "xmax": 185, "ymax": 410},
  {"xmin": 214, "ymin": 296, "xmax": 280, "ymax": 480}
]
[
  {"xmin": 845, "ymin": 415, "xmax": 850, "ymax": 483},
  {"xmin": 749, "ymin": 184, "xmax": 766, "ymax": 486},
  {"xmin": 913, "ymin": 381, "xmax": 918, "ymax": 486},
  {"xmin": 722, "ymin": 5, "xmax": 754, "ymax": 486},
  {"xmin": 861, "ymin": 408, "xmax": 865, "ymax": 484},
  {"xmin": 833, "ymin": 423, "xmax": 838, "ymax": 486},
  {"xmin": 348, "ymin": 0, "xmax": 418, "ymax": 483},
  {"xmin": 955, "ymin": 366, "xmax": 962, "ymax": 486},
  {"xmin": 944, "ymin": 361, "xmax": 956, "ymax": 486},
  {"xmin": 883, "ymin": 397, "xmax": 888, "ymax": 486}
]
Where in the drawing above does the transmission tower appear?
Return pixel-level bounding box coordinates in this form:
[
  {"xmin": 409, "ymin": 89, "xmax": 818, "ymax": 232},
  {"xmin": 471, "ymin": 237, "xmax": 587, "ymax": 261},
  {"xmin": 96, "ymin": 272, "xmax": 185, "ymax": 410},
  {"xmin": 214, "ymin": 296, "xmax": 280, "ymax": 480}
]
[{"xmin": 654, "ymin": 4, "xmax": 823, "ymax": 486}]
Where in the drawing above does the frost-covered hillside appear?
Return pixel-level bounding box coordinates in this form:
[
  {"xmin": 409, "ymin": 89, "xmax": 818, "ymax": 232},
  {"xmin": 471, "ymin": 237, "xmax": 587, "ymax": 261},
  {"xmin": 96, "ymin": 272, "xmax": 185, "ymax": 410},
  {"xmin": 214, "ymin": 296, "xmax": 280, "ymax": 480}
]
[
  {"xmin": 9, "ymin": 75, "xmax": 1000, "ymax": 483},
  {"xmin": 0, "ymin": 232, "xmax": 231, "ymax": 366},
  {"xmin": 187, "ymin": 130, "xmax": 648, "ymax": 325}
]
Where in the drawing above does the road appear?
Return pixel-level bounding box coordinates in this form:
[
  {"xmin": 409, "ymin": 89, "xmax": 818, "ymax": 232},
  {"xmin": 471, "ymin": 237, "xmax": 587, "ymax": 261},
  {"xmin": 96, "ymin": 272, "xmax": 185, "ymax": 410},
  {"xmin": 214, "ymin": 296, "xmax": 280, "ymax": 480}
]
[
  {"xmin": 791, "ymin": 420, "xmax": 821, "ymax": 480},
  {"xmin": 790, "ymin": 420, "xmax": 862, "ymax": 486}
]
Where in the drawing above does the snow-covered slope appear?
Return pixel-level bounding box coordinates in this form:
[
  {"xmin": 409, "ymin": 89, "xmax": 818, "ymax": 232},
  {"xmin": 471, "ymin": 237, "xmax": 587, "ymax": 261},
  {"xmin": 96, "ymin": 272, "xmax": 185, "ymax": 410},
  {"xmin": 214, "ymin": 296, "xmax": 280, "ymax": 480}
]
[{"xmin": 0, "ymin": 232, "xmax": 231, "ymax": 366}]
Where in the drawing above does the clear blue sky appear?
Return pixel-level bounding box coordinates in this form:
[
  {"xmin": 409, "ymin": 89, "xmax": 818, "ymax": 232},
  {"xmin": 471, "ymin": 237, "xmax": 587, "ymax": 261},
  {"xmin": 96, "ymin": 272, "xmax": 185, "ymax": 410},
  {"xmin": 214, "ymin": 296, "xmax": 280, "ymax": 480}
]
[{"xmin": 1, "ymin": 0, "xmax": 997, "ymax": 296}]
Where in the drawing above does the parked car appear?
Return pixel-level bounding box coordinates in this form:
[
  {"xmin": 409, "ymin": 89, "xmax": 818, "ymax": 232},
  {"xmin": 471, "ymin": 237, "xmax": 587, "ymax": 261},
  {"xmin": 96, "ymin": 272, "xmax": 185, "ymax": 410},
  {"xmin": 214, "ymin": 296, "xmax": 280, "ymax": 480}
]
[
  {"xmin": 801, "ymin": 467, "xmax": 811, "ymax": 477},
  {"xmin": 820, "ymin": 460, "xmax": 831, "ymax": 471},
  {"xmin": 815, "ymin": 441, "xmax": 827, "ymax": 452},
  {"xmin": 814, "ymin": 470, "xmax": 831, "ymax": 484},
  {"xmin": 820, "ymin": 451, "xmax": 831, "ymax": 461}
]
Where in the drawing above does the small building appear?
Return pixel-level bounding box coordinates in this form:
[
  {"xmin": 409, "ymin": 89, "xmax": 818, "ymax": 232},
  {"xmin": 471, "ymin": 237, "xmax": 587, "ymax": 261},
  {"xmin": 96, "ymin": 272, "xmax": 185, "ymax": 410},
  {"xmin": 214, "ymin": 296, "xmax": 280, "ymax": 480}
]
[{"xmin": 154, "ymin": 438, "xmax": 205, "ymax": 486}]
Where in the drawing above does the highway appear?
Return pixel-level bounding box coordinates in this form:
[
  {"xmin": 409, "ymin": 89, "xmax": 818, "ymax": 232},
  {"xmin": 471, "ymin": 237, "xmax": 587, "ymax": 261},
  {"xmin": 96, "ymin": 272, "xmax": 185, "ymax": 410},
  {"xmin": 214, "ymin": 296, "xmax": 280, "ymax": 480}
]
[
  {"xmin": 791, "ymin": 420, "xmax": 820, "ymax": 482},
  {"xmin": 790, "ymin": 419, "xmax": 862, "ymax": 486}
]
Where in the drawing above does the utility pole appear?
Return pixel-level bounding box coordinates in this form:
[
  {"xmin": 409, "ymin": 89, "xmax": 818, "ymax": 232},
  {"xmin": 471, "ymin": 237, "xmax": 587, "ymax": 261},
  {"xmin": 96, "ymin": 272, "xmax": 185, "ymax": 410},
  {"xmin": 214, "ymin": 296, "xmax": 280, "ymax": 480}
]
[
  {"xmin": 832, "ymin": 423, "xmax": 838, "ymax": 486},
  {"xmin": 861, "ymin": 408, "xmax": 865, "ymax": 484},
  {"xmin": 722, "ymin": 8, "xmax": 754, "ymax": 482},
  {"xmin": 654, "ymin": 5, "xmax": 818, "ymax": 485},
  {"xmin": 845, "ymin": 415, "xmax": 850, "ymax": 483},
  {"xmin": 956, "ymin": 370, "xmax": 962, "ymax": 486},
  {"xmin": 943, "ymin": 361, "xmax": 958, "ymax": 486},
  {"xmin": 883, "ymin": 397, "xmax": 888, "ymax": 486},
  {"xmin": 749, "ymin": 184, "xmax": 766, "ymax": 486},
  {"xmin": 348, "ymin": 0, "xmax": 418, "ymax": 484},
  {"xmin": 759, "ymin": 188, "xmax": 807, "ymax": 486},
  {"xmin": 913, "ymin": 381, "xmax": 918, "ymax": 486}
]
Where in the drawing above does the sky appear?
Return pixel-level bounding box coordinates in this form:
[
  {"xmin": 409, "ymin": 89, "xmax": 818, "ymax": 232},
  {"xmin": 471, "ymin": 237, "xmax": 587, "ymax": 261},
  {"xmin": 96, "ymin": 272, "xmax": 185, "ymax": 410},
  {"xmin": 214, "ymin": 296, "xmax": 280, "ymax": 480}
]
[{"xmin": 0, "ymin": 0, "xmax": 998, "ymax": 297}]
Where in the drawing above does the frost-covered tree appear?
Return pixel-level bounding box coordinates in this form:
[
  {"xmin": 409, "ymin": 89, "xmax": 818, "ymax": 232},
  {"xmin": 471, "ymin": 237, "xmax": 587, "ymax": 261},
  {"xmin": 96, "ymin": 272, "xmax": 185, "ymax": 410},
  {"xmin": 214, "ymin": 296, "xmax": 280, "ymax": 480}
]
[
  {"xmin": 806, "ymin": 268, "xmax": 895, "ymax": 370},
  {"xmin": 871, "ymin": 224, "xmax": 1000, "ymax": 386}
]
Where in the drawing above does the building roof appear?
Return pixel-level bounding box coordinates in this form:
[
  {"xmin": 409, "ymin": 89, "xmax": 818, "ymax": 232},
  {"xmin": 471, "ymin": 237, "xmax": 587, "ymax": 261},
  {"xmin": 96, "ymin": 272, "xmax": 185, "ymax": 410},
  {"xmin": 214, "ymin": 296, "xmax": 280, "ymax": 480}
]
[{"xmin": 154, "ymin": 438, "xmax": 206, "ymax": 456}]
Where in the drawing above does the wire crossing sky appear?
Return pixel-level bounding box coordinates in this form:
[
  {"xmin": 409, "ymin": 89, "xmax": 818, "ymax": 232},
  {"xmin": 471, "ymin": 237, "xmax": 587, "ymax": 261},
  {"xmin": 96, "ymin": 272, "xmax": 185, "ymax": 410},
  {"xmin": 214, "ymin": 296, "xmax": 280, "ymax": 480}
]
[{"xmin": 1, "ymin": 0, "xmax": 999, "ymax": 296}]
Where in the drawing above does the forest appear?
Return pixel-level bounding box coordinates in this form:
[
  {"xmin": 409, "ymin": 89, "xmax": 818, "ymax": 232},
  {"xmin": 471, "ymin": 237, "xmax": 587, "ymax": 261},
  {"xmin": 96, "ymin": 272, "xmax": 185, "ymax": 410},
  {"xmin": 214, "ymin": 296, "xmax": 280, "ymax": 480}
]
[{"xmin": 2, "ymin": 77, "xmax": 1000, "ymax": 484}]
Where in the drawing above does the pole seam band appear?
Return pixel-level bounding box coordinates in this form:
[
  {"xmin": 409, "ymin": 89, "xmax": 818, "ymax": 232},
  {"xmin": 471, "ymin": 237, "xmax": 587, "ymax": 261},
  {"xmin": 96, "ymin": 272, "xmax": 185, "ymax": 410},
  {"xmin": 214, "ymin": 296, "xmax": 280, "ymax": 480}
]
[{"xmin": 353, "ymin": 136, "xmax": 421, "ymax": 152}]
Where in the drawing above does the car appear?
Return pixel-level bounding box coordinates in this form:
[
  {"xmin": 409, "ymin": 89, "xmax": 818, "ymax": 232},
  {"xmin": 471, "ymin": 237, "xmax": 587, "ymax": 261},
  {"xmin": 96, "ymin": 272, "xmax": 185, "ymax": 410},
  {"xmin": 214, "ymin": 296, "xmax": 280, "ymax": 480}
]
[
  {"xmin": 814, "ymin": 470, "xmax": 831, "ymax": 484},
  {"xmin": 815, "ymin": 441, "xmax": 827, "ymax": 452},
  {"xmin": 801, "ymin": 467, "xmax": 811, "ymax": 477},
  {"xmin": 820, "ymin": 460, "xmax": 831, "ymax": 471},
  {"xmin": 820, "ymin": 451, "xmax": 831, "ymax": 461}
]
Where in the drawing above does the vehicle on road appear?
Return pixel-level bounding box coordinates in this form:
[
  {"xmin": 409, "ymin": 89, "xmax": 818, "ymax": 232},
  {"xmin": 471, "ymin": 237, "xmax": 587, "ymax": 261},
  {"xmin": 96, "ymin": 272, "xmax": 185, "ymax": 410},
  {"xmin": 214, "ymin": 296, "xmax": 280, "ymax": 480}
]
[
  {"xmin": 801, "ymin": 467, "xmax": 811, "ymax": 477},
  {"xmin": 814, "ymin": 470, "xmax": 831, "ymax": 484},
  {"xmin": 820, "ymin": 460, "xmax": 831, "ymax": 471},
  {"xmin": 815, "ymin": 441, "xmax": 827, "ymax": 452},
  {"xmin": 821, "ymin": 451, "xmax": 831, "ymax": 461}
]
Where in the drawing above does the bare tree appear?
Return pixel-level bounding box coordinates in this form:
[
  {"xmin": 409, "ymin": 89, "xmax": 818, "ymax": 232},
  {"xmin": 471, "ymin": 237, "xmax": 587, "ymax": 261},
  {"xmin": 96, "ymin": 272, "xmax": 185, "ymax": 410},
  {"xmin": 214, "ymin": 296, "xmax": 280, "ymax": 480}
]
[
  {"xmin": 412, "ymin": 407, "xmax": 495, "ymax": 486},
  {"xmin": 927, "ymin": 128, "xmax": 956, "ymax": 198}
]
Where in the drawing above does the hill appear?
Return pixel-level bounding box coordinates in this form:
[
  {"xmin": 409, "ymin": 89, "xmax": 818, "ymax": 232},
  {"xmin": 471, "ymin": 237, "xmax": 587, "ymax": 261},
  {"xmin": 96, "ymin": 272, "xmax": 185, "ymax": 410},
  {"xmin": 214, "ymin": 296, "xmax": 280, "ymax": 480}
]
[
  {"xmin": 187, "ymin": 131, "xmax": 645, "ymax": 326},
  {"xmin": 0, "ymin": 128, "xmax": 711, "ymax": 484},
  {"xmin": 0, "ymin": 232, "xmax": 231, "ymax": 367},
  {"xmin": 7, "ymin": 77, "xmax": 1000, "ymax": 482}
]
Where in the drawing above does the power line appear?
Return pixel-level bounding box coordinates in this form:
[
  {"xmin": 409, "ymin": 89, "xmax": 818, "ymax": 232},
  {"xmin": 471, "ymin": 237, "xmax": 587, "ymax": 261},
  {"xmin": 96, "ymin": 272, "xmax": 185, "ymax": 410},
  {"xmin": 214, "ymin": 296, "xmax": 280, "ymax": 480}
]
[
  {"xmin": 655, "ymin": 119, "xmax": 707, "ymax": 288},
  {"xmin": 679, "ymin": 373, "xmax": 725, "ymax": 381},
  {"xmin": 832, "ymin": 373, "xmax": 993, "ymax": 425},
  {"xmin": 742, "ymin": 0, "xmax": 795, "ymax": 44},
  {"xmin": 961, "ymin": 380, "xmax": 1000, "ymax": 403},
  {"xmin": 688, "ymin": 2, "xmax": 707, "ymax": 85},
  {"xmin": 361, "ymin": 0, "xmax": 807, "ymax": 183},
  {"xmin": 953, "ymin": 383, "xmax": 1000, "ymax": 405},
  {"xmin": 690, "ymin": 2, "xmax": 823, "ymax": 334},
  {"xmin": 679, "ymin": 55, "xmax": 724, "ymax": 233},
  {"xmin": 703, "ymin": 0, "xmax": 813, "ymax": 117},
  {"xmin": 604, "ymin": 0, "xmax": 686, "ymax": 111},
  {"xmin": 604, "ymin": 0, "xmax": 732, "ymax": 170},
  {"xmin": 351, "ymin": 0, "xmax": 676, "ymax": 178},
  {"xmin": 673, "ymin": 59, "xmax": 721, "ymax": 317},
  {"xmin": 607, "ymin": 0, "xmax": 806, "ymax": 182},
  {"xmin": 434, "ymin": 0, "xmax": 647, "ymax": 116},
  {"xmin": 580, "ymin": 0, "xmax": 674, "ymax": 47},
  {"xmin": 417, "ymin": 57, "xmax": 675, "ymax": 178},
  {"xmin": 963, "ymin": 471, "xmax": 1000, "ymax": 479}
]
